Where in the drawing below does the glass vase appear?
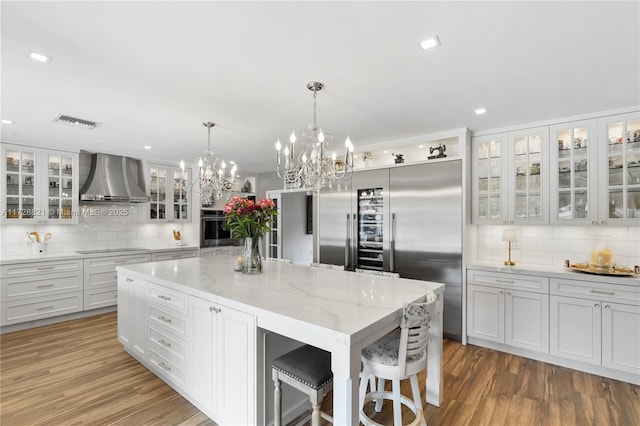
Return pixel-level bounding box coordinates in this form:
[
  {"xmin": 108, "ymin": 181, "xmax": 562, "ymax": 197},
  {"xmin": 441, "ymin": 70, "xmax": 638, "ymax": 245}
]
[{"xmin": 242, "ymin": 237, "xmax": 262, "ymax": 274}]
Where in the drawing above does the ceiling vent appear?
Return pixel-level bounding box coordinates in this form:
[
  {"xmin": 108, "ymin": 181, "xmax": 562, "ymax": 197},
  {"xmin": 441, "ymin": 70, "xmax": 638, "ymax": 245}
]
[{"xmin": 53, "ymin": 114, "xmax": 99, "ymax": 129}]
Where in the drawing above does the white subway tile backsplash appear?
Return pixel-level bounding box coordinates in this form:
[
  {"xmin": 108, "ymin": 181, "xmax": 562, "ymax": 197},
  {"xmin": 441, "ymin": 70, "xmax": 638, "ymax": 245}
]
[{"xmin": 474, "ymin": 225, "xmax": 637, "ymax": 269}]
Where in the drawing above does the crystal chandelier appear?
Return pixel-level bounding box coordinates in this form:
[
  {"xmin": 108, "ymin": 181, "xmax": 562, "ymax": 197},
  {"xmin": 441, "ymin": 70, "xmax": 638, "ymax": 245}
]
[
  {"xmin": 275, "ymin": 82, "xmax": 354, "ymax": 192},
  {"xmin": 187, "ymin": 122, "xmax": 238, "ymax": 205}
]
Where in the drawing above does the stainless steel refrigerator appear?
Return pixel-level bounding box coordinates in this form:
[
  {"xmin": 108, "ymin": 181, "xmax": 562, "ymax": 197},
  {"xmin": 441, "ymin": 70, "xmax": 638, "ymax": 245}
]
[{"xmin": 319, "ymin": 160, "xmax": 463, "ymax": 338}]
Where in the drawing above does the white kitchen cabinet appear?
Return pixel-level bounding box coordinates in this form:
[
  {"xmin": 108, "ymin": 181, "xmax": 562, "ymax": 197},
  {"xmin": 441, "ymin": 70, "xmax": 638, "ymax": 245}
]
[
  {"xmin": 84, "ymin": 253, "xmax": 150, "ymax": 310},
  {"xmin": 151, "ymin": 248, "xmax": 199, "ymax": 262},
  {"xmin": 117, "ymin": 274, "xmax": 147, "ymax": 358},
  {"xmin": 550, "ymin": 277, "xmax": 640, "ymax": 375},
  {"xmin": 472, "ymin": 127, "xmax": 549, "ymax": 225},
  {"xmin": 467, "ymin": 277, "xmax": 549, "ymax": 353},
  {"xmin": 549, "ymin": 119, "xmax": 598, "ymax": 225},
  {"xmin": 145, "ymin": 163, "xmax": 191, "ymax": 223},
  {"xmin": 1, "ymin": 143, "xmax": 79, "ymax": 224},
  {"xmin": 550, "ymin": 295, "xmax": 601, "ymax": 365},
  {"xmin": 0, "ymin": 259, "xmax": 84, "ymax": 326},
  {"xmin": 602, "ymin": 302, "xmax": 640, "ymax": 374},
  {"xmin": 188, "ymin": 295, "xmax": 256, "ymax": 426},
  {"xmin": 598, "ymin": 111, "xmax": 640, "ymax": 224}
]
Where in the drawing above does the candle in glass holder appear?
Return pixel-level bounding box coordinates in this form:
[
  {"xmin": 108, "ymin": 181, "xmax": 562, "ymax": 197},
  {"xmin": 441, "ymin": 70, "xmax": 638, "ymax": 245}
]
[{"xmin": 234, "ymin": 256, "xmax": 244, "ymax": 271}]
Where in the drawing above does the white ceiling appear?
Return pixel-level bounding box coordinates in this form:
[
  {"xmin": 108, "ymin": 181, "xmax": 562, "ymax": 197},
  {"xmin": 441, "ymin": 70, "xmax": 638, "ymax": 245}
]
[{"xmin": 1, "ymin": 1, "xmax": 639, "ymax": 174}]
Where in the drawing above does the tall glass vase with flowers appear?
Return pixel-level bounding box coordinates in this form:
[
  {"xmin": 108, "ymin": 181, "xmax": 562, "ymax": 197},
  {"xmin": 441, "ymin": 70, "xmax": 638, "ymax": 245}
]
[{"xmin": 223, "ymin": 196, "xmax": 277, "ymax": 274}]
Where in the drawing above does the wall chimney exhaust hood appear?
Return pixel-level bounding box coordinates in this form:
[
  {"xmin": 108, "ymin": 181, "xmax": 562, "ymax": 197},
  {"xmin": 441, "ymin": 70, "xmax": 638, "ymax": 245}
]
[{"xmin": 80, "ymin": 153, "xmax": 149, "ymax": 202}]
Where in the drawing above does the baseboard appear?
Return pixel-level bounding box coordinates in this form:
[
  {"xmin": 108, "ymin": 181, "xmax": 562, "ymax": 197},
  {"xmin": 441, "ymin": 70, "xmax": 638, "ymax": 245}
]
[{"xmin": 0, "ymin": 306, "xmax": 116, "ymax": 334}]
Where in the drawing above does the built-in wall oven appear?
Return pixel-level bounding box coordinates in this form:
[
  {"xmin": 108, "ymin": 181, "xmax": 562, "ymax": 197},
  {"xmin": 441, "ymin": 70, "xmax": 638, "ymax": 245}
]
[{"xmin": 200, "ymin": 209, "xmax": 240, "ymax": 247}]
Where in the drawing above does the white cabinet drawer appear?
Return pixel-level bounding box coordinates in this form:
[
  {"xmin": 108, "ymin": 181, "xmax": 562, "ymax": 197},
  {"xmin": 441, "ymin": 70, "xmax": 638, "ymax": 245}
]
[
  {"xmin": 1, "ymin": 292, "xmax": 83, "ymax": 325},
  {"xmin": 1, "ymin": 259, "xmax": 82, "ymax": 278},
  {"xmin": 148, "ymin": 305, "xmax": 187, "ymax": 339},
  {"xmin": 148, "ymin": 284, "xmax": 188, "ymax": 315},
  {"xmin": 152, "ymin": 250, "xmax": 198, "ymax": 262},
  {"xmin": 467, "ymin": 270, "xmax": 549, "ymax": 293},
  {"xmin": 148, "ymin": 348, "xmax": 186, "ymax": 387},
  {"xmin": 84, "ymin": 254, "xmax": 150, "ymax": 269},
  {"xmin": 149, "ymin": 325, "xmax": 187, "ymax": 366},
  {"xmin": 84, "ymin": 286, "xmax": 118, "ymax": 310},
  {"xmin": 550, "ymin": 278, "xmax": 640, "ymax": 305},
  {"xmin": 2, "ymin": 271, "xmax": 83, "ymax": 301},
  {"xmin": 85, "ymin": 270, "xmax": 119, "ymax": 289}
]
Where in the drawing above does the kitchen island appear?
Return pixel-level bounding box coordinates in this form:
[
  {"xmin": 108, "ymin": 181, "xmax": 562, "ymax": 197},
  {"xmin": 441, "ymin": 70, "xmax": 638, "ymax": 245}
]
[{"xmin": 116, "ymin": 256, "xmax": 444, "ymax": 425}]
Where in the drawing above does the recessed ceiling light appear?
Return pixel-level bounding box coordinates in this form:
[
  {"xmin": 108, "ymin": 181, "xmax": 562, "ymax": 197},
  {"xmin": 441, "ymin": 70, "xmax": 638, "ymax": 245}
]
[
  {"xmin": 144, "ymin": 146, "xmax": 152, "ymax": 150},
  {"xmin": 29, "ymin": 51, "xmax": 51, "ymax": 63},
  {"xmin": 419, "ymin": 145, "xmax": 424, "ymax": 148},
  {"xmin": 383, "ymin": 150, "xmax": 388, "ymax": 154},
  {"xmin": 419, "ymin": 36, "xmax": 441, "ymax": 51},
  {"xmin": 475, "ymin": 108, "xmax": 487, "ymax": 115},
  {"xmin": 1, "ymin": 119, "xmax": 14, "ymax": 124}
]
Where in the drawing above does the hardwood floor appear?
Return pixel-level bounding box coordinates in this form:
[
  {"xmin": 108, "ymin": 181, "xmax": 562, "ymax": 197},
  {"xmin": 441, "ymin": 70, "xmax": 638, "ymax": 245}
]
[{"xmin": 1, "ymin": 312, "xmax": 638, "ymax": 425}]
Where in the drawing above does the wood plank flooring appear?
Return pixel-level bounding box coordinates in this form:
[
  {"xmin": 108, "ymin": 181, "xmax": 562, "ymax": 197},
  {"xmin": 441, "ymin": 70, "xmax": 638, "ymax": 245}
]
[{"xmin": 1, "ymin": 312, "xmax": 638, "ymax": 425}]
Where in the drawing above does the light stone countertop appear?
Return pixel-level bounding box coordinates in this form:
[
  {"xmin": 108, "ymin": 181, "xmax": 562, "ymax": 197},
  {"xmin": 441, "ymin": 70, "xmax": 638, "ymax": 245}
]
[
  {"xmin": 0, "ymin": 245, "xmax": 199, "ymax": 266},
  {"xmin": 468, "ymin": 261, "xmax": 640, "ymax": 286},
  {"xmin": 118, "ymin": 256, "xmax": 445, "ymax": 338}
]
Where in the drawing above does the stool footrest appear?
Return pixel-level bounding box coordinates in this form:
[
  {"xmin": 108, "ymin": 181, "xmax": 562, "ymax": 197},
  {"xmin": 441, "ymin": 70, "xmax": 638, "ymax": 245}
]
[{"xmin": 360, "ymin": 391, "xmax": 423, "ymax": 426}]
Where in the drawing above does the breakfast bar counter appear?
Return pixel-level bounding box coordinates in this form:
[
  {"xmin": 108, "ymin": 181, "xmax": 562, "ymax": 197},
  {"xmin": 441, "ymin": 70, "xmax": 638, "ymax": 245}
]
[{"xmin": 117, "ymin": 256, "xmax": 445, "ymax": 425}]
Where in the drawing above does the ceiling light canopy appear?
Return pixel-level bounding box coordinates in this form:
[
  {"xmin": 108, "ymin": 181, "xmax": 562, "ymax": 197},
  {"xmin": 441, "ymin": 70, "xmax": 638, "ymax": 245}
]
[
  {"xmin": 475, "ymin": 108, "xmax": 487, "ymax": 115},
  {"xmin": 419, "ymin": 36, "xmax": 441, "ymax": 50},
  {"xmin": 275, "ymin": 81, "xmax": 354, "ymax": 192},
  {"xmin": 1, "ymin": 119, "xmax": 14, "ymax": 125}
]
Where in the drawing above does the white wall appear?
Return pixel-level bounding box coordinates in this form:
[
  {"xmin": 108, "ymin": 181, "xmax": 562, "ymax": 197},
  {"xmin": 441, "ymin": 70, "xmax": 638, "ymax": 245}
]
[{"xmin": 474, "ymin": 225, "xmax": 640, "ymax": 268}]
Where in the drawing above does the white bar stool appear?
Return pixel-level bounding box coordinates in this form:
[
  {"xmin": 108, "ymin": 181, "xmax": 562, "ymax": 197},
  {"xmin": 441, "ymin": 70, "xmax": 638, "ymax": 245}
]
[{"xmin": 358, "ymin": 292, "xmax": 437, "ymax": 426}]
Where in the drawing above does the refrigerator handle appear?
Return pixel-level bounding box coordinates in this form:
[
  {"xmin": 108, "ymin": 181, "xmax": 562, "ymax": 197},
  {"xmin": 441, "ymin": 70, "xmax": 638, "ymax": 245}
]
[
  {"xmin": 390, "ymin": 212, "xmax": 396, "ymax": 272},
  {"xmin": 345, "ymin": 213, "xmax": 351, "ymax": 268}
]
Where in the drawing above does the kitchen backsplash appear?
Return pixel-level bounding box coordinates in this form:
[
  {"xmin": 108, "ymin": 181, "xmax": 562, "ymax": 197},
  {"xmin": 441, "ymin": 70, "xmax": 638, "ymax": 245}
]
[
  {"xmin": 475, "ymin": 225, "xmax": 640, "ymax": 268},
  {"xmin": 0, "ymin": 204, "xmax": 198, "ymax": 257}
]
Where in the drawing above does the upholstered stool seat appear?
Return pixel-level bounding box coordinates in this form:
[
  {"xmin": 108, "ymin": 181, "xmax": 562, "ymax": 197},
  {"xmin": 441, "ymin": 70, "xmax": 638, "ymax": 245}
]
[{"xmin": 272, "ymin": 344, "xmax": 333, "ymax": 426}]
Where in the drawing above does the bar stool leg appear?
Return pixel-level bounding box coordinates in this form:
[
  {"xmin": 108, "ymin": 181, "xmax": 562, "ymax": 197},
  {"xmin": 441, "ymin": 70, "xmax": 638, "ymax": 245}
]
[
  {"xmin": 311, "ymin": 390, "xmax": 322, "ymax": 426},
  {"xmin": 273, "ymin": 370, "xmax": 282, "ymax": 426},
  {"xmin": 392, "ymin": 378, "xmax": 402, "ymax": 426},
  {"xmin": 410, "ymin": 375, "xmax": 426, "ymax": 426},
  {"xmin": 375, "ymin": 378, "xmax": 385, "ymax": 412}
]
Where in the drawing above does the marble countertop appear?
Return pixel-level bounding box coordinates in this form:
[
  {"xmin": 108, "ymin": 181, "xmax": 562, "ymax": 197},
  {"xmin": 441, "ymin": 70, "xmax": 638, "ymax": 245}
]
[
  {"xmin": 117, "ymin": 256, "xmax": 445, "ymax": 337},
  {"xmin": 0, "ymin": 245, "xmax": 199, "ymax": 266},
  {"xmin": 468, "ymin": 261, "xmax": 640, "ymax": 286}
]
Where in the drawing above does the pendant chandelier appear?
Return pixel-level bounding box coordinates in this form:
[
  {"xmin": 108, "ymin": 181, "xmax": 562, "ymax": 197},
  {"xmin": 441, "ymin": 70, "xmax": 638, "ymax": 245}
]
[
  {"xmin": 275, "ymin": 82, "xmax": 354, "ymax": 192},
  {"xmin": 189, "ymin": 122, "xmax": 238, "ymax": 204}
]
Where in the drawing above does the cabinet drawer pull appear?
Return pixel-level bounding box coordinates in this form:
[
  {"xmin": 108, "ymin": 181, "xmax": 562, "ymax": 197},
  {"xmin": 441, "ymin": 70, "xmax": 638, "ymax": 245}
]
[
  {"xmin": 126, "ymin": 278, "xmax": 133, "ymax": 283},
  {"xmin": 158, "ymin": 362, "xmax": 171, "ymax": 371},
  {"xmin": 36, "ymin": 305, "xmax": 54, "ymax": 311},
  {"xmin": 595, "ymin": 303, "xmax": 600, "ymax": 308},
  {"xmin": 496, "ymin": 279, "xmax": 514, "ymax": 284},
  {"xmin": 498, "ymin": 290, "xmax": 504, "ymax": 295},
  {"xmin": 604, "ymin": 305, "xmax": 611, "ymax": 310},
  {"xmin": 158, "ymin": 316, "xmax": 172, "ymax": 324},
  {"xmin": 37, "ymin": 266, "xmax": 55, "ymax": 271},
  {"xmin": 209, "ymin": 306, "xmax": 221, "ymax": 313},
  {"xmin": 158, "ymin": 339, "xmax": 171, "ymax": 347},
  {"xmin": 36, "ymin": 284, "xmax": 55, "ymax": 288},
  {"xmin": 590, "ymin": 289, "xmax": 614, "ymax": 295},
  {"xmin": 157, "ymin": 295, "xmax": 172, "ymax": 301}
]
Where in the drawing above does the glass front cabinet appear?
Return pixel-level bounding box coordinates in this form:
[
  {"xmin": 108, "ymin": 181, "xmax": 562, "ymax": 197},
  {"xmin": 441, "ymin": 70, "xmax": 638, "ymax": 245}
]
[
  {"xmin": 146, "ymin": 163, "xmax": 191, "ymax": 223},
  {"xmin": 598, "ymin": 112, "xmax": 640, "ymax": 224},
  {"xmin": 1, "ymin": 143, "xmax": 79, "ymax": 224},
  {"xmin": 472, "ymin": 127, "xmax": 548, "ymax": 225},
  {"xmin": 549, "ymin": 119, "xmax": 598, "ymax": 225}
]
